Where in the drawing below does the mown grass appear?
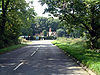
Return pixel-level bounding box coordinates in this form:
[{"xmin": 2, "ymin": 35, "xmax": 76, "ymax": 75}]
[
  {"xmin": 0, "ymin": 44, "xmax": 27, "ymax": 54},
  {"xmin": 52, "ymin": 37, "xmax": 100, "ymax": 75}
]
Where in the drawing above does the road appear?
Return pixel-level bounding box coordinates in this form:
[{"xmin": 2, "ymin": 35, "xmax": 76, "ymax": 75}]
[{"xmin": 0, "ymin": 40, "xmax": 89, "ymax": 75}]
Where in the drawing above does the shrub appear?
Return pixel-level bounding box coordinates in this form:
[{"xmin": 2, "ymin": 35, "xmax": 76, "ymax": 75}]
[
  {"xmin": 56, "ymin": 29, "xmax": 65, "ymax": 37},
  {"xmin": 43, "ymin": 30, "xmax": 47, "ymax": 36}
]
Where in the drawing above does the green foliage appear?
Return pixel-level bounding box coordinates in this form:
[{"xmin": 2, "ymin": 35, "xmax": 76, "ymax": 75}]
[
  {"xmin": 56, "ymin": 29, "xmax": 65, "ymax": 37},
  {"xmin": 34, "ymin": 17, "xmax": 60, "ymax": 34},
  {"xmin": 52, "ymin": 38, "xmax": 100, "ymax": 75},
  {"xmin": 40, "ymin": 0, "xmax": 100, "ymax": 49},
  {"xmin": 21, "ymin": 27, "xmax": 33, "ymax": 36},
  {"xmin": 23, "ymin": 36, "xmax": 56, "ymax": 40},
  {"xmin": 44, "ymin": 36, "xmax": 56, "ymax": 40},
  {"xmin": 0, "ymin": 0, "xmax": 36, "ymax": 48},
  {"xmin": 43, "ymin": 30, "xmax": 47, "ymax": 36},
  {"xmin": 21, "ymin": 17, "xmax": 60, "ymax": 36},
  {"xmin": 0, "ymin": 44, "xmax": 27, "ymax": 54}
]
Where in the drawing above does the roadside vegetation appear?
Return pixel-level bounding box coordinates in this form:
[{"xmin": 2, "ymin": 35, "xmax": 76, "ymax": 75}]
[
  {"xmin": 52, "ymin": 37, "xmax": 100, "ymax": 75},
  {"xmin": 40, "ymin": 0, "xmax": 100, "ymax": 49},
  {"xmin": 21, "ymin": 17, "xmax": 60, "ymax": 36},
  {"xmin": 0, "ymin": 0, "xmax": 100, "ymax": 74},
  {"xmin": 0, "ymin": 37, "xmax": 32, "ymax": 54},
  {"xmin": 0, "ymin": 44, "xmax": 26, "ymax": 54},
  {"xmin": 0, "ymin": 0, "xmax": 36, "ymax": 49}
]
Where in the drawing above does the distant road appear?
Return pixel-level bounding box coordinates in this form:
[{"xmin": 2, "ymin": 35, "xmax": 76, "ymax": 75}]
[{"xmin": 0, "ymin": 40, "xmax": 89, "ymax": 75}]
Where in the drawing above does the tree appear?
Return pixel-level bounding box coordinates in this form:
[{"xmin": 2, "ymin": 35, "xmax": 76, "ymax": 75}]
[
  {"xmin": 56, "ymin": 29, "xmax": 65, "ymax": 37},
  {"xmin": 28, "ymin": 17, "xmax": 60, "ymax": 35},
  {"xmin": 43, "ymin": 30, "xmax": 47, "ymax": 36},
  {"xmin": 0, "ymin": 0, "xmax": 36, "ymax": 48},
  {"xmin": 20, "ymin": 8, "xmax": 36, "ymax": 36},
  {"xmin": 39, "ymin": 0, "xmax": 100, "ymax": 49}
]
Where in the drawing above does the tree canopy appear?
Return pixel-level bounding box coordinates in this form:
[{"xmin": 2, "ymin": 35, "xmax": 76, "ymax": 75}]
[
  {"xmin": 21, "ymin": 17, "xmax": 60, "ymax": 36},
  {"xmin": 0, "ymin": 0, "xmax": 100, "ymax": 49},
  {"xmin": 0, "ymin": 0, "xmax": 36, "ymax": 48},
  {"xmin": 56, "ymin": 28, "xmax": 65, "ymax": 37},
  {"xmin": 39, "ymin": 0, "xmax": 100, "ymax": 49}
]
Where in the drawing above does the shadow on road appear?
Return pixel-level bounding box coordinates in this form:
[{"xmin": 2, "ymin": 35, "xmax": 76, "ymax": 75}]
[{"xmin": 0, "ymin": 41, "xmax": 89, "ymax": 75}]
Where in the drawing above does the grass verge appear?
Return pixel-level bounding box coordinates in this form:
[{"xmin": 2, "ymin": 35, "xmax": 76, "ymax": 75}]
[
  {"xmin": 0, "ymin": 44, "xmax": 27, "ymax": 54},
  {"xmin": 52, "ymin": 37, "xmax": 100, "ymax": 75},
  {"xmin": 0, "ymin": 37, "xmax": 32, "ymax": 54}
]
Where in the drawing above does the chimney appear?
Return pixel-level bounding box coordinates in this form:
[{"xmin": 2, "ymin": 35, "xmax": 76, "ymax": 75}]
[{"xmin": 49, "ymin": 28, "xmax": 51, "ymax": 32}]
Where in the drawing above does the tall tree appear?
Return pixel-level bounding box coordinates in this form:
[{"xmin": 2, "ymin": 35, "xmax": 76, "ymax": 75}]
[
  {"xmin": 31, "ymin": 17, "xmax": 60, "ymax": 35},
  {"xmin": 0, "ymin": 0, "xmax": 36, "ymax": 48},
  {"xmin": 1, "ymin": 0, "xmax": 10, "ymax": 35},
  {"xmin": 39, "ymin": 0, "xmax": 100, "ymax": 49}
]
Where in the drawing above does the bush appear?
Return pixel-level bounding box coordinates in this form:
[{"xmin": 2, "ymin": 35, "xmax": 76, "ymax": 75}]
[
  {"xmin": 97, "ymin": 38, "xmax": 100, "ymax": 49},
  {"xmin": 56, "ymin": 29, "xmax": 65, "ymax": 37},
  {"xmin": 43, "ymin": 30, "xmax": 47, "ymax": 36},
  {"xmin": 23, "ymin": 36, "xmax": 57, "ymax": 40},
  {"xmin": 0, "ymin": 40, "xmax": 5, "ymax": 49},
  {"xmin": 44, "ymin": 36, "xmax": 56, "ymax": 40}
]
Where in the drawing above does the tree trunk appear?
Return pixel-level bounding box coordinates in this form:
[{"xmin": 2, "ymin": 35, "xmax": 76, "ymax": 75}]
[
  {"xmin": 90, "ymin": 37, "xmax": 97, "ymax": 49},
  {"xmin": 89, "ymin": 30, "xmax": 98, "ymax": 49},
  {"xmin": 0, "ymin": 0, "xmax": 10, "ymax": 35},
  {"xmin": 0, "ymin": 0, "xmax": 5, "ymax": 35},
  {"xmin": 0, "ymin": 0, "xmax": 10, "ymax": 48}
]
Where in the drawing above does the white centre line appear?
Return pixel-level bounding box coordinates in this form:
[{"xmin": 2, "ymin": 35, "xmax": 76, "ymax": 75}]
[
  {"xmin": 36, "ymin": 48, "xmax": 39, "ymax": 50},
  {"xmin": 13, "ymin": 62, "xmax": 24, "ymax": 71},
  {"xmin": 31, "ymin": 48, "xmax": 38, "ymax": 56},
  {"xmin": 13, "ymin": 47, "xmax": 40, "ymax": 70}
]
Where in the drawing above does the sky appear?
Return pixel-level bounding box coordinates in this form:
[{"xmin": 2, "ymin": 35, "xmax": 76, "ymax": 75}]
[{"xmin": 25, "ymin": 0, "xmax": 49, "ymax": 17}]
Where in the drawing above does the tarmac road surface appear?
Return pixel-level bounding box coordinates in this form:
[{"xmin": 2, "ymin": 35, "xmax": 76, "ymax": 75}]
[{"xmin": 0, "ymin": 40, "xmax": 89, "ymax": 75}]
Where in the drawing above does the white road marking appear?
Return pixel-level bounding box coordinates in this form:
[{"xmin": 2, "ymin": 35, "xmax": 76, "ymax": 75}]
[
  {"xmin": 13, "ymin": 62, "xmax": 24, "ymax": 70},
  {"xmin": 36, "ymin": 48, "xmax": 39, "ymax": 50},
  {"xmin": 13, "ymin": 47, "xmax": 39, "ymax": 70},
  {"xmin": 31, "ymin": 48, "xmax": 38, "ymax": 56}
]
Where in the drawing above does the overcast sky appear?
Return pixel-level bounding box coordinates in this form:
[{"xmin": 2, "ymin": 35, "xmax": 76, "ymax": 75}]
[{"xmin": 25, "ymin": 0, "xmax": 49, "ymax": 17}]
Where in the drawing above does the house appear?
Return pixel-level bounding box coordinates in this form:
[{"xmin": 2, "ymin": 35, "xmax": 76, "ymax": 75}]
[{"xmin": 49, "ymin": 28, "xmax": 57, "ymax": 37}]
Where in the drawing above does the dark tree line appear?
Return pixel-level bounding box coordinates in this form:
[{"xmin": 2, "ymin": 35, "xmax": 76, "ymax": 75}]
[
  {"xmin": 0, "ymin": 0, "xmax": 36, "ymax": 48},
  {"xmin": 21, "ymin": 17, "xmax": 60, "ymax": 36},
  {"xmin": 39, "ymin": 0, "xmax": 100, "ymax": 49}
]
